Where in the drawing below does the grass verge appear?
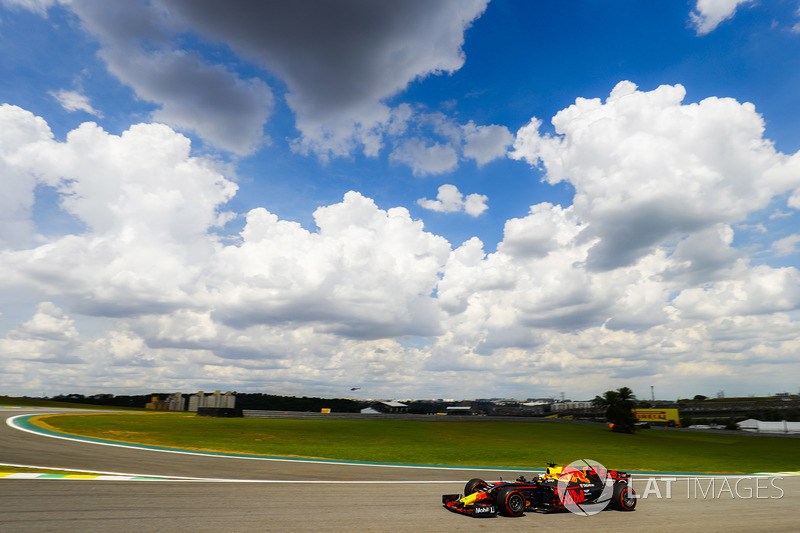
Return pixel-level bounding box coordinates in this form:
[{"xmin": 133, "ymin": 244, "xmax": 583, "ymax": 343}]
[
  {"xmin": 0, "ymin": 395, "xmax": 141, "ymax": 410},
  {"xmin": 33, "ymin": 413, "xmax": 800, "ymax": 474}
]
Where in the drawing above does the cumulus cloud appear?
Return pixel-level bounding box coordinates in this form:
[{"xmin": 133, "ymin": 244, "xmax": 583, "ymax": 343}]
[
  {"xmin": 0, "ymin": 302, "xmax": 82, "ymax": 364},
  {"xmin": 498, "ymin": 203, "xmax": 583, "ymax": 259},
  {"xmin": 511, "ymin": 81, "xmax": 793, "ymax": 271},
  {"xmin": 673, "ymin": 265, "xmax": 800, "ymax": 320},
  {"xmin": 0, "ymin": 105, "xmax": 459, "ymax": 393},
  {"xmin": 209, "ymin": 191, "xmax": 451, "ymax": 339},
  {"xmin": 690, "ymin": 0, "xmax": 754, "ymax": 35},
  {"xmin": 0, "ymin": 105, "xmax": 451, "ymax": 341},
  {"xmin": 417, "ymin": 184, "xmax": 488, "ymax": 216},
  {"xmin": 427, "ymin": 81, "xmax": 800, "ymax": 392},
  {"xmin": 2, "ymin": 94, "xmax": 800, "ymax": 399},
  {"xmin": 0, "ymin": 104, "xmax": 53, "ymax": 249},
  {"xmin": 0, "ymin": 105, "xmax": 238, "ymax": 315}
]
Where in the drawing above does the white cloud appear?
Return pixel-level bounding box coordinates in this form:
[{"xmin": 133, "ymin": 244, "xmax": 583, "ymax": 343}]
[
  {"xmin": 690, "ymin": 0, "xmax": 754, "ymax": 35},
  {"xmin": 2, "ymin": 97, "xmax": 800, "ymax": 399},
  {"xmin": 0, "ymin": 0, "xmax": 56, "ymax": 15},
  {"xmin": 0, "ymin": 106, "xmax": 453, "ymax": 341},
  {"xmin": 210, "ymin": 191, "xmax": 451, "ymax": 339},
  {"xmin": 417, "ymin": 184, "xmax": 488, "ymax": 217},
  {"xmin": 511, "ymin": 81, "xmax": 793, "ymax": 271},
  {"xmin": 462, "ymin": 121, "xmax": 513, "ymax": 166},
  {"xmin": 498, "ymin": 203, "xmax": 583, "ymax": 259},
  {"xmin": 463, "ymin": 192, "xmax": 490, "ymax": 217},
  {"xmin": 391, "ymin": 138, "xmax": 459, "ymax": 176},
  {"xmin": 389, "ymin": 113, "xmax": 512, "ymax": 176},
  {"xmin": 769, "ymin": 209, "xmax": 793, "ymax": 220},
  {"xmin": 672, "ymin": 265, "xmax": 800, "ymax": 319},
  {"xmin": 49, "ymin": 89, "xmax": 102, "ymax": 117},
  {"xmin": 0, "ymin": 302, "xmax": 82, "ymax": 364},
  {"xmin": 0, "ymin": 104, "xmax": 54, "ymax": 249},
  {"xmin": 0, "ymin": 106, "xmax": 455, "ymax": 393},
  {"xmin": 0, "ymin": 107, "xmax": 238, "ymax": 315},
  {"xmin": 427, "ymin": 81, "xmax": 800, "ymax": 394},
  {"xmin": 10, "ymin": 301, "xmax": 78, "ymax": 343},
  {"xmin": 772, "ymin": 234, "xmax": 800, "ymax": 257}
]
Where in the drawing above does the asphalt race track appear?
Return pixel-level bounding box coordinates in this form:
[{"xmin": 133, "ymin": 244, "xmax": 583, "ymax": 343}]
[{"xmin": 1, "ymin": 408, "xmax": 798, "ymax": 532}]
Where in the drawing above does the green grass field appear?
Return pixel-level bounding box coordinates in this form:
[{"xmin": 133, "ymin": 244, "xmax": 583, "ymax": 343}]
[
  {"xmin": 0, "ymin": 395, "xmax": 141, "ymax": 410},
  {"xmin": 34, "ymin": 413, "xmax": 800, "ymax": 474}
]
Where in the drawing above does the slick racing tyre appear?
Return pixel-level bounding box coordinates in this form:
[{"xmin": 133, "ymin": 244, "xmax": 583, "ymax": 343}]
[
  {"xmin": 464, "ymin": 478, "xmax": 488, "ymax": 495},
  {"xmin": 496, "ymin": 487, "xmax": 526, "ymax": 517},
  {"xmin": 611, "ymin": 482, "xmax": 637, "ymax": 511}
]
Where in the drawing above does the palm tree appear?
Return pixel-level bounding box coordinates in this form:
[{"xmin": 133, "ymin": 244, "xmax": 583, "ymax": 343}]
[{"xmin": 593, "ymin": 387, "xmax": 637, "ymax": 433}]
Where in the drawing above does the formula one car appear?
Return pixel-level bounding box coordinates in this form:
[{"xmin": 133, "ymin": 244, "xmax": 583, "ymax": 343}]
[{"xmin": 442, "ymin": 462, "xmax": 637, "ymax": 518}]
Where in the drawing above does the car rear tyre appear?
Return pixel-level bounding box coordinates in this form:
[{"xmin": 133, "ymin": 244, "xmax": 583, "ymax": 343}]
[
  {"xmin": 496, "ymin": 487, "xmax": 526, "ymax": 517},
  {"xmin": 611, "ymin": 482, "xmax": 637, "ymax": 511},
  {"xmin": 464, "ymin": 478, "xmax": 488, "ymax": 495}
]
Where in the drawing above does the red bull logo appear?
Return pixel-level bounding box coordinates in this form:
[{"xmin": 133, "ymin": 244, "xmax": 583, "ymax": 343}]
[
  {"xmin": 557, "ymin": 459, "xmax": 614, "ymax": 516},
  {"xmin": 559, "ymin": 466, "xmax": 590, "ymax": 484}
]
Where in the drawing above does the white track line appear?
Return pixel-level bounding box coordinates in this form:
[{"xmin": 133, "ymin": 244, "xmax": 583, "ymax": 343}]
[{"xmin": 0, "ymin": 462, "xmax": 210, "ymax": 480}]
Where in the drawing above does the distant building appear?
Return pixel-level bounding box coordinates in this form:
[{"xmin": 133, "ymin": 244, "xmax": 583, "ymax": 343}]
[
  {"xmin": 551, "ymin": 401, "xmax": 594, "ymax": 412},
  {"xmin": 145, "ymin": 392, "xmax": 185, "ymax": 411},
  {"xmin": 678, "ymin": 395, "xmax": 800, "ymax": 423},
  {"xmin": 187, "ymin": 391, "xmax": 236, "ymax": 412},
  {"xmin": 446, "ymin": 405, "xmax": 473, "ymax": 415},
  {"xmin": 367, "ymin": 401, "xmax": 408, "ymax": 414},
  {"xmin": 520, "ymin": 401, "xmax": 549, "ymax": 415}
]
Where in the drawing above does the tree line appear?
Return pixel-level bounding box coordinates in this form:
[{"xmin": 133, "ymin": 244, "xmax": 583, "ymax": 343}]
[{"xmin": 40, "ymin": 393, "xmax": 366, "ymax": 412}]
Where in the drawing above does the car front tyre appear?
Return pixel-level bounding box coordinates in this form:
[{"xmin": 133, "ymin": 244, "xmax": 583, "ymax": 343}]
[{"xmin": 496, "ymin": 487, "xmax": 526, "ymax": 517}]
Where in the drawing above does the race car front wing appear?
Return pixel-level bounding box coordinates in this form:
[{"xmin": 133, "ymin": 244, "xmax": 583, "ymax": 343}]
[{"xmin": 442, "ymin": 493, "xmax": 498, "ymax": 517}]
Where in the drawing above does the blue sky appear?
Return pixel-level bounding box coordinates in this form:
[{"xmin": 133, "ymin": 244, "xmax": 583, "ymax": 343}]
[{"xmin": 1, "ymin": 0, "xmax": 800, "ymax": 401}]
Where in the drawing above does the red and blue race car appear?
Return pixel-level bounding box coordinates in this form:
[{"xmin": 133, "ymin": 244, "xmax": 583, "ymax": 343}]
[{"xmin": 442, "ymin": 461, "xmax": 637, "ymax": 518}]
